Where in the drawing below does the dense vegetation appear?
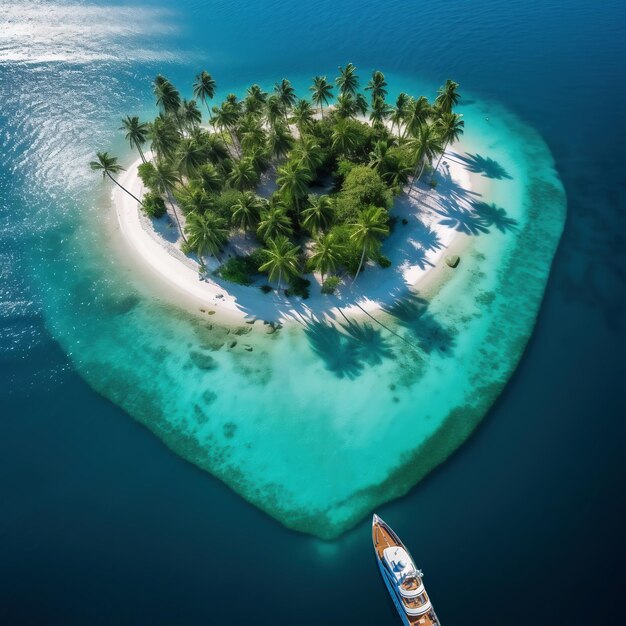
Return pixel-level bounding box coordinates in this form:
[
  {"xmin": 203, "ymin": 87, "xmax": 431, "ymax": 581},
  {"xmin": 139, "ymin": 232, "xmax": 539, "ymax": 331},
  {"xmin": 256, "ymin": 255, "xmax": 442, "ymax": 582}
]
[{"xmin": 91, "ymin": 65, "xmax": 464, "ymax": 294}]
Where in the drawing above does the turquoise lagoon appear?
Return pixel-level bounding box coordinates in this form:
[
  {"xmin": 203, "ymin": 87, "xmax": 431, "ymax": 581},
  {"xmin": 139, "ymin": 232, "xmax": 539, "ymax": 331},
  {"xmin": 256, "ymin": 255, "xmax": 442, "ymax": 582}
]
[{"xmin": 34, "ymin": 75, "xmax": 566, "ymax": 538}]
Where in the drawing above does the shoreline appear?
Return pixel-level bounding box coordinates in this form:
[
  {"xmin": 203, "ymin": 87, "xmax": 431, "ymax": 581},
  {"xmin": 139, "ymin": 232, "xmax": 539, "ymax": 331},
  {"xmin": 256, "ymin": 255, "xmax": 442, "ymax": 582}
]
[{"xmin": 111, "ymin": 145, "xmax": 484, "ymax": 327}]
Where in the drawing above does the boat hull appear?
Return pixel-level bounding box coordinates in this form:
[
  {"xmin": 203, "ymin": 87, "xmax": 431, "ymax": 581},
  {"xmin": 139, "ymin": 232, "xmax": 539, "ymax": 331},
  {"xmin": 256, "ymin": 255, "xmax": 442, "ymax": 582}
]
[{"xmin": 377, "ymin": 556, "xmax": 412, "ymax": 626}]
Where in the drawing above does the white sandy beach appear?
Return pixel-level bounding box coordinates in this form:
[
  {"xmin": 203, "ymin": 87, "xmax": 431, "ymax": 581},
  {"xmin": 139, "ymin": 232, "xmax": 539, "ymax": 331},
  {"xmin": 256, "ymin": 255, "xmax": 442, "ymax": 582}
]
[{"xmin": 112, "ymin": 148, "xmax": 481, "ymax": 326}]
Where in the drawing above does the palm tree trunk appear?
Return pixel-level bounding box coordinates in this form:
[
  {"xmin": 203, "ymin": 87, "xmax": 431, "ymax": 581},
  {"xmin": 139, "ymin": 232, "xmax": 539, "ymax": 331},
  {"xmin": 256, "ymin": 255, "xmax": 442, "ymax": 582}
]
[
  {"xmin": 166, "ymin": 189, "xmax": 188, "ymax": 244},
  {"xmin": 106, "ymin": 172, "xmax": 144, "ymax": 206},
  {"xmin": 278, "ymin": 269, "xmax": 283, "ymax": 292},
  {"xmin": 353, "ymin": 246, "xmax": 367, "ymax": 286},
  {"xmin": 407, "ymin": 159, "xmax": 427, "ymax": 195},
  {"xmin": 137, "ymin": 145, "xmax": 147, "ymax": 164},
  {"xmin": 433, "ymin": 140, "xmax": 450, "ymax": 174}
]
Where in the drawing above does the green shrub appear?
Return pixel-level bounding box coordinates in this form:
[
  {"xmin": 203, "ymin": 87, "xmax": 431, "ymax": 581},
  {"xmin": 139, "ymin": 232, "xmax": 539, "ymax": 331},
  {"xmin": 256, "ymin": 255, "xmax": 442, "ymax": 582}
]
[
  {"xmin": 142, "ymin": 191, "xmax": 166, "ymax": 218},
  {"xmin": 328, "ymin": 224, "xmax": 364, "ymax": 275},
  {"xmin": 342, "ymin": 166, "xmax": 392, "ymax": 208},
  {"xmin": 285, "ymin": 276, "xmax": 310, "ymax": 299},
  {"xmin": 321, "ymin": 275, "xmax": 341, "ymax": 294},
  {"xmin": 137, "ymin": 162, "xmax": 159, "ymax": 192},
  {"xmin": 248, "ymin": 247, "xmax": 269, "ymax": 270},
  {"xmin": 214, "ymin": 189, "xmax": 242, "ymax": 225},
  {"xmin": 216, "ymin": 253, "xmax": 264, "ymax": 285}
]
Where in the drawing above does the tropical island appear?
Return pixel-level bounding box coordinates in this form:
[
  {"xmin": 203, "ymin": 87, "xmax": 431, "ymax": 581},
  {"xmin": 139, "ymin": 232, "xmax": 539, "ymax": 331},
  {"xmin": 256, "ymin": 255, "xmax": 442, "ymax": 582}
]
[{"xmin": 92, "ymin": 64, "xmax": 466, "ymax": 319}]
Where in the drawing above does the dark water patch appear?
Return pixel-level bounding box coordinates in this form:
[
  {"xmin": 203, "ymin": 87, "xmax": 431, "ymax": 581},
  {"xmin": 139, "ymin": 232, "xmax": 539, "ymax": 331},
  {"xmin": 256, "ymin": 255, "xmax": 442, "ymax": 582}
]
[{"xmin": 189, "ymin": 350, "xmax": 218, "ymax": 370}]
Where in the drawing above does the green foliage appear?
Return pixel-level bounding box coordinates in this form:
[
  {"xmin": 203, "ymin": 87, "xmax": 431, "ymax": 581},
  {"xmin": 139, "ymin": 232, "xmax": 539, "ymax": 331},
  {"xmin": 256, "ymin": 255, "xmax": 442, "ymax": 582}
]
[
  {"xmin": 216, "ymin": 255, "xmax": 262, "ymax": 285},
  {"xmin": 334, "ymin": 165, "xmax": 391, "ymax": 224},
  {"xmin": 321, "ymin": 275, "xmax": 341, "ymax": 294},
  {"xmin": 328, "ymin": 224, "xmax": 363, "ymax": 275},
  {"xmin": 137, "ymin": 162, "xmax": 159, "ymax": 192},
  {"xmin": 286, "ymin": 276, "xmax": 311, "ymax": 299},
  {"xmin": 377, "ymin": 254, "xmax": 392, "ymax": 268},
  {"xmin": 141, "ymin": 191, "xmax": 166, "ymax": 218},
  {"xmin": 214, "ymin": 189, "xmax": 242, "ymax": 224}
]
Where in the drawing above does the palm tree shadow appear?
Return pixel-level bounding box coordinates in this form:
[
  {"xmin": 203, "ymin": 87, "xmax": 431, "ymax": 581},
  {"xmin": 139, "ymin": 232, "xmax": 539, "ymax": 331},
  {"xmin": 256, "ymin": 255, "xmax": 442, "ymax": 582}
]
[
  {"xmin": 471, "ymin": 201, "xmax": 518, "ymax": 233},
  {"xmin": 382, "ymin": 294, "xmax": 456, "ymax": 356},
  {"xmin": 303, "ymin": 314, "xmax": 394, "ymax": 377},
  {"xmin": 451, "ymin": 152, "xmax": 513, "ymax": 180},
  {"xmin": 435, "ymin": 204, "xmax": 490, "ymax": 236}
]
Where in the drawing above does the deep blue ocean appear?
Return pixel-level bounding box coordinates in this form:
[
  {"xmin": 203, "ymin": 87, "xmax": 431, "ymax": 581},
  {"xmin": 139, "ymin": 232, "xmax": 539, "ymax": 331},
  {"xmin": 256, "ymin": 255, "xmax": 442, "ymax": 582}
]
[{"xmin": 1, "ymin": 0, "xmax": 625, "ymax": 624}]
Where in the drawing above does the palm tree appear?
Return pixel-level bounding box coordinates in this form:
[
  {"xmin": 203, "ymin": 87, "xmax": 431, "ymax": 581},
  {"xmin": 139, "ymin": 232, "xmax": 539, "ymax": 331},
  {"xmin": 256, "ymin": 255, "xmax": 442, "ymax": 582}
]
[
  {"xmin": 244, "ymin": 84, "xmax": 267, "ymax": 115},
  {"xmin": 403, "ymin": 95, "xmax": 431, "ymax": 139},
  {"xmin": 238, "ymin": 114, "xmax": 267, "ymax": 153},
  {"xmin": 274, "ymin": 79, "xmax": 297, "ymax": 115},
  {"xmin": 331, "ymin": 119, "xmax": 360, "ymax": 154},
  {"xmin": 354, "ymin": 93, "xmax": 369, "ymax": 117},
  {"xmin": 301, "ymin": 194, "xmax": 333, "ymax": 234},
  {"xmin": 369, "ymin": 96, "xmax": 392, "ymax": 129},
  {"xmin": 365, "ymin": 70, "xmax": 387, "ymax": 103},
  {"xmin": 349, "ymin": 206, "xmax": 389, "ymax": 283},
  {"xmin": 192, "ymin": 71, "xmax": 216, "ymax": 119},
  {"xmin": 257, "ymin": 206, "xmax": 293, "ymax": 241},
  {"xmin": 336, "ymin": 63, "xmax": 359, "ymax": 97},
  {"xmin": 232, "ymin": 191, "xmax": 264, "ymax": 237},
  {"xmin": 310, "ymin": 233, "xmax": 344, "ymax": 283},
  {"xmin": 119, "ymin": 116, "xmax": 149, "ymax": 163},
  {"xmin": 390, "ymin": 92, "xmax": 409, "ymax": 137},
  {"xmin": 185, "ymin": 211, "xmax": 228, "ymax": 269},
  {"xmin": 153, "ymin": 75, "xmax": 181, "ymax": 116},
  {"xmin": 267, "ymin": 123, "xmax": 294, "ymax": 160},
  {"xmin": 369, "ymin": 141, "xmax": 411, "ymax": 188},
  {"xmin": 149, "ymin": 114, "xmax": 180, "ymax": 161},
  {"xmin": 292, "ymin": 136, "xmax": 324, "ymax": 173},
  {"xmin": 228, "ymin": 158, "xmax": 259, "ymax": 190},
  {"xmin": 178, "ymin": 98, "xmax": 202, "ymax": 132},
  {"xmin": 259, "ymin": 235, "xmax": 300, "ymax": 290},
  {"xmin": 153, "ymin": 159, "xmax": 187, "ymax": 243},
  {"xmin": 335, "ymin": 94, "xmax": 357, "ymax": 119},
  {"xmin": 434, "ymin": 79, "xmax": 460, "ymax": 115},
  {"xmin": 276, "ymin": 160, "xmax": 311, "ymax": 214},
  {"xmin": 197, "ymin": 163, "xmax": 224, "ymax": 194},
  {"xmin": 265, "ymin": 94, "xmax": 285, "ymax": 128},
  {"xmin": 211, "ymin": 102, "xmax": 240, "ymax": 155},
  {"xmin": 433, "ymin": 112, "xmax": 465, "ymax": 173},
  {"xmin": 290, "ymin": 99, "xmax": 315, "ymax": 138},
  {"xmin": 177, "ymin": 137, "xmax": 205, "ymax": 180},
  {"xmin": 309, "ymin": 76, "xmax": 333, "ymax": 117},
  {"xmin": 407, "ymin": 123, "xmax": 443, "ymax": 194},
  {"xmin": 90, "ymin": 151, "xmax": 144, "ymax": 206},
  {"xmin": 178, "ymin": 187, "xmax": 215, "ymax": 216}
]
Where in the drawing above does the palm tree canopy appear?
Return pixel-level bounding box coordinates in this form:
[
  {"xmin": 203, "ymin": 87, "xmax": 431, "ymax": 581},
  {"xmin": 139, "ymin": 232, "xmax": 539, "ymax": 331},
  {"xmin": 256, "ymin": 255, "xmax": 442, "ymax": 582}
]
[
  {"xmin": 192, "ymin": 71, "xmax": 216, "ymax": 106},
  {"xmin": 331, "ymin": 119, "xmax": 361, "ymax": 154},
  {"xmin": 365, "ymin": 70, "xmax": 388, "ymax": 103},
  {"xmin": 436, "ymin": 111, "xmax": 465, "ymax": 146},
  {"xmin": 276, "ymin": 160, "xmax": 312, "ymax": 205},
  {"xmin": 350, "ymin": 205, "xmax": 389, "ymax": 253},
  {"xmin": 185, "ymin": 211, "xmax": 228, "ymax": 258},
  {"xmin": 265, "ymin": 94, "xmax": 286, "ymax": 127},
  {"xmin": 274, "ymin": 79, "xmax": 297, "ymax": 111},
  {"xmin": 404, "ymin": 95, "xmax": 432, "ymax": 137},
  {"xmin": 369, "ymin": 96, "xmax": 392, "ymax": 127},
  {"xmin": 196, "ymin": 163, "xmax": 224, "ymax": 194},
  {"xmin": 409, "ymin": 122, "xmax": 443, "ymax": 165},
  {"xmin": 152, "ymin": 159, "xmax": 180, "ymax": 195},
  {"xmin": 238, "ymin": 114, "xmax": 267, "ymax": 152},
  {"xmin": 257, "ymin": 206, "xmax": 293, "ymax": 241},
  {"xmin": 177, "ymin": 137, "xmax": 205, "ymax": 178},
  {"xmin": 179, "ymin": 98, "xmax": 202, "ymax": 130},
  {"xmin": 120, "ymin": 116, "xmax": 149, "ymax": 152},
  {"xmin": 267, "ymin": 123, "xmax": 294, "ymax": 159},
  {"xmin": 232, "ymin": 191, "xmax": 264, "ymax": 231},
  {"xmin": 310, "ymin": 233, "xmax": 344, "ymax": 278},
  {"xmin": 301, "ymin": 194, "xmax": 333, "ymax": 234},
  {"xmin": 336, "ymin": 63, "xmax": 359, "ymax": 97},
  {"xmin": 153, "ymin": 75, "xmax": 181, "ymax": 115},
  {"xmin": 292, "ymin": 137, "xmax": 324, "ymax": 173},
  {"xmin": 229, "ymin": 158, "xmax": 259, "ymax": 190},
  {"xmin": 90, "ymin": 151, "xmax": 124, "ymax": 178},
  {"xmin": 290, "ymin": 99, "xmax": 315, "ymax": 134},
  {"xmin": 258, "ymin": 235, "xmax": 300, "ymax": 284},
  {"xmin": 149, "ymin": 114, "xmax": 180, "ymax": 160},
  {"xmin": 309, "ymin": 76, "xmax": 333, "ymax": 110},
  {"xmin": 435, "ymin": 79, "xmax": 460, "ymax": 114}
]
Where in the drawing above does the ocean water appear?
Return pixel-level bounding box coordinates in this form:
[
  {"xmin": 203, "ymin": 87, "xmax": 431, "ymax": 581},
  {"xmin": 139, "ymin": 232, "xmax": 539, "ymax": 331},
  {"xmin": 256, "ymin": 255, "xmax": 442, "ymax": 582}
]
[{"xmin": 1, "ymin": 0, "xmax": 625, "ymax": 624}]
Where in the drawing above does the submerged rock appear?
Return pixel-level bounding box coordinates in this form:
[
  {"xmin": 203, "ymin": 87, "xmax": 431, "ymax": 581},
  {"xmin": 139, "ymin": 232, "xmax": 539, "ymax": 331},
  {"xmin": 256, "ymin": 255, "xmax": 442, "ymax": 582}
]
[
  {"xmin": 189, "ymin": 351, "xmax": 218, "ymax": 370},
  {"xmin": 445, "ymin": 254, "xmax": 460, "ymax": 268}
]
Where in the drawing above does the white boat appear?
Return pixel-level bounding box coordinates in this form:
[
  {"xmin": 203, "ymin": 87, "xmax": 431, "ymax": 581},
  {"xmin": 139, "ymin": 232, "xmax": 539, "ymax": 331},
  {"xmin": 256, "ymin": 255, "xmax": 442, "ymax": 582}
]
[{"xmin": 372, "ymin": 514, "xmax": 441, "ymax": 626}]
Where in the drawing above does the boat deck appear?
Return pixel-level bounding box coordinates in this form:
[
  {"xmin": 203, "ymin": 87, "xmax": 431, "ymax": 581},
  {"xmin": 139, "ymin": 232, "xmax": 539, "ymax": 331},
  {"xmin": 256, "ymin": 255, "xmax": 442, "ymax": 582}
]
[{"xmin": 373, "ymin": 521, "xmax": 439, "ymax": 626}]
